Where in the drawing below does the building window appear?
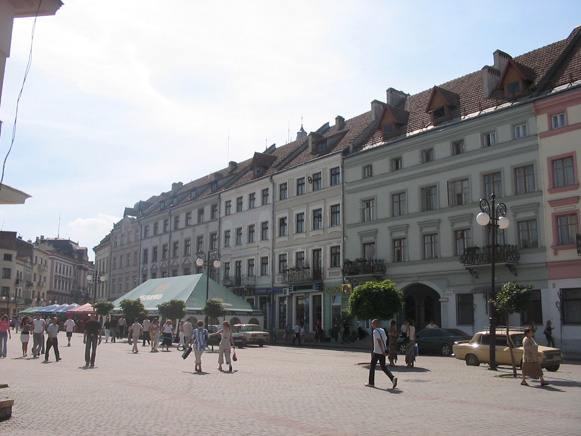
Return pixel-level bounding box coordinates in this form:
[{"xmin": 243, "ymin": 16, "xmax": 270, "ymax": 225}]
[
  {"xmin": 423, "ymin": 234, "xmax": 439, "ymax": 259},
  {"xmin": 162, "ymin": 243, "xmax": 169, "ymax": 260},
  {"xmin": 310, "ymin": 172, "xmax": 322, "ymax": 191},
  {"xmin": 196, "ymin": 236, "xmax": 204, "ymax": 252},
  {"xmin": 513, "ymin": 123, "xmax": 528, "ymax": 139},
  {"xmin": 507, "ymin": 81, "xmax": 521, "ymax": 95},
  {"xmin": 186, "ymin": 212, "xmax": 192, "ymax": 226},
  {"xmin": 296, "ymin": 178, "xmax": 306, "ymax": 195},
  {"xmin": 224, "ymin": 230, "xmax": 230, "ymax": 247},
  {"xmin": 392, "ymin": 192, "xmax": 406, "ymax": 217},
  {"xmin": 235, "ymin": 228, "xmax": 242, "ymax": 246},
  {"xmin": 483, "ymin": 172, "xmax": 502, "ymax": 199},
  {"xmin": 312, "ymin": 209, "xmax": 323, "ymax": 230},
  {"xmin": 261, "ymin": 221, "xmax": 269, "ymax": 240},
  {"xmin": 279, "ymin": 182, "xmax": 288, "ymax": 200},
  {"xmin": 457, "ymin": 294, "xmax": 474, "ymax": 325},
  {"xmin": 362, "ymin": 242, "xmax": 375, "ymax": 260},
  {"xmin": 421, "ymin": 185, "xmax": 438, "ymax": 211},
  {"xmin": 295, "ymin": 252, "xmax": 305, "ymax": 269},
  {"xmin": 521, "ymin": 290, "xmax": 543, "ymax": 325},
  {"xmin": 1, "ymin": 268, "xmax": 11, "ymax": 280},
  {"xmin": 197, "ymin": 208, "xmax": 204, "ymax": 223},
  {"xmin": 262, "ymin": 188, "xmax": 269, "ymax": 205},
  {"xmin": 143, "ymin": 225, "xmax": 149, "ymax": 238},
  {"xmin": 210, "ymin": 232, "xmax": 218, "ymax": 250},
  {"xmin": 223, "ymin": 262, "xmax": 230, "ymax": 278},
  {"xmin": 451, "ymin": 139, "xmax": 465, "ymax": 156},
  {"xmin": 362, "ymin": 199, "xmax": 376, "ymax": 222},
  {"xmin": 235, "ymin": 261, "xmax": 242, "ymax": 280},
  {"xmin": 248, "ymin": 193, "xmax": 256, "ymax": 209},
  {"xmin": 551, "ymin": 112, "xmax": 566, "ymax": 129},
  {"xmin": 173, "ymin": 216, "xmax": 180, "ymax": 230},
  {"xmin": 153, "ymin": 223, "xmax": 159, "ymax": 235},
  {"xmin": 330, "ymin": 246, "xmax": 341, "ymax": 268},
  {"xmin": 260, "ymin": 256, "xmax": 269, "ymax": 276},
  {"xmin": 278, "ymin": 217, "xmax": 288, "ymax": 237},
  {"xmin": 211, "ymin": 204, "xmax": 218, "ymax": 220},
  {"xmin": 448, "ymin": 179, "xmax": 470, "ymax": 206},
  {"xmin": 330, "ymin": 167, "xmax": 341, "ymax": 186},
  {"xmin": 363, "ymin": 164, "xmax": 373, "ymax": 179},
  {"xmin": 247, "ymin": 258, "xmax": 255, "ymax": 277},
  {"xmin": 556, "ymin": 214, "xmax": 578, "ymax": 245},
  {"xmin": 393, "ymin": 238, "xmax": 407, "ymax": 262},
  {"xmin": 421, "ymin": 148, "xmax": 434, "ymax": 163},
  {"xmin": 552, "ymin": 156, "xmax": 575, "ymax": 188},
  {"xmin": 172, "ymin": 241, "xmax": 179, "ymax": 258},
  {"xmin": 184, "ymin": 239, "xmax": 191, "ymax": 256},
  {"xmin": 225, "ymin": 200, "xmax": 231, "ymax": 216},
  {"xmin": 454, "ymin": 229, "xmax": 471, "ymax": 256},
  {"xmin": 482, "ymin": 131, "xmax": 497, "ymax": 147},
  {"xmin": 163, "ymin": 219, "xmax": 169, "ymax": 233},
  {"xmin": 562, "ymin": 288, "xmax": 581, "ymax": 324},
  {"xmin": 518, "ymin": 220, "xmax": 538, "ymax": 249},
  {"xmin": 391, "ymin": 157, "xmax": 403, "ymax": 171},
  {"xmin": 515, "ymin": 165, "xmax": 535, "ymax": 194},
  {"xmin": 248, "ymin": 225, "xmax": 255, "ymax": 243},
  {"xmin": 330, "ymin": 204, "xmax": 341, "ymax": 227},
  {"xmin": 278, "ymin": 254, "xmax": 287, "ymax": 274},
  {"xmin": 236, "ymin": 196, "xmax": 243, "ymax": 212},
  {"xmin": 296, "ymin": 213, "xmax": 305, "ymax": 233}
]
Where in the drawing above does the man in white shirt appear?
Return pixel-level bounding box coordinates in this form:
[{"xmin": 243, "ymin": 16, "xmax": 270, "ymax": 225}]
[
  {"xmin": 31, "ymin": 314, "xmax": 46, "ymax": 358},
  {"xmin": 64, "ymin": 317, "xmax": 76, "ymax": 346},
  {"xmin": 365, "ymin": 319, "xmax": 397, "ymax": 390},
  {"xmin": 142, "ymin": 318, "xmax": 151, "ymax": 346},
  {"xmin": 182, "ymin": 319, "xmax": 193, "ymax": 347}
]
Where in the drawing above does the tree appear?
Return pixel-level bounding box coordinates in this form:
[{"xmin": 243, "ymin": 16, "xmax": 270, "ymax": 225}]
[
  {"xmin": 203, "ymin": 298, "xmax": 226, "ymax": 325},
  {"xmin": 348, "ymin": 280, "xmax": 403, "ymax": 322},
  {"xmin": 493, "ymin": 281, "xmax": 533, "ymax": 377},
  {"xmin": 93, "ymin": 301, "xmax": 114, "ymax": 317},
  {"xmin": 157, "ymin": 299, "xmax": 186, "ymax": 325},
  {"xmin": 119, "ymin": 299, "xmax": 147, "ymax": 324}
]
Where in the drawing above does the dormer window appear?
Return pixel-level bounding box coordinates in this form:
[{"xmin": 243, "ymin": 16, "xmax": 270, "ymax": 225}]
[
  {"xmin": 379, "ymin": 105, "xmax": 409, "ymax": 140},
  {"xmin": 432, "ymin": 106, "xmax": 446, "ymax": 119},
  {"xmin": 426, "ymin": 86, "xmax": 460, "ymax": 125},
  {"xmin": 507, "ymin": 81, "xmax": 521, "ymax": 94},
  {"xmin": 211, "ymin": 182, "xmax": 218, "ymax": 192},
  {"xmin": 497, "ymin": 59, "xmax": 535, "ymax": 99}
]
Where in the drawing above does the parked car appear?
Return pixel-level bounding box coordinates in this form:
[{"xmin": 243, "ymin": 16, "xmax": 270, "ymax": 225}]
[
  {"xmin": 452, "ymin": 329, "xmax": 563, "ymax": 371},
  {"xmin": 397, "ymin": 327, "xmax": 472, "ymax": 356},
  {"xmin": 207, "ymin": 325, "xmax": 245, "ymax": 348},
  {"xmin": 233, "ymin": 324, "xmax": 269, "ymax": 346}
]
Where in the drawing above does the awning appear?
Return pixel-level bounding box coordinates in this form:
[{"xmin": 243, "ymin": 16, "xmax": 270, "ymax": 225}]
[
  {"xmin": 18, "ymin": 306, "xmax": 44, "ymax": 315},
  {"xmin": 67, "ymin": 303, "xmax": 94, "ymax": 314}
]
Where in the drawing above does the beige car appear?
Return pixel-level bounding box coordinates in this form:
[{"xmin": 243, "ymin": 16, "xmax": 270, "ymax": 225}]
[
  {"xmin": 233, "ymin": 324, "xmax": 269, "ymax": 347},
  {"xmin": 452, "ymin": 330, "xmax": 563, "ymax": 372}
]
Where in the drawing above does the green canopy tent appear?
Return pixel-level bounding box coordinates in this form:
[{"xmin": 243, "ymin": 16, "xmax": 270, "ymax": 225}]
[
  {"xmin": 18, "ymin": 306, "xmax": 44, "ymax": 316},
  {"xmin": 111, "ymin": 274, "xmax": 264, "ymax": 323}
]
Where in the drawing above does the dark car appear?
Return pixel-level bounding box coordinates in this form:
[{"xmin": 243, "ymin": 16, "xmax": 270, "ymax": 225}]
[{"xmin": 398, "ymin": 327, "xmax": 472, "ymax": 356}]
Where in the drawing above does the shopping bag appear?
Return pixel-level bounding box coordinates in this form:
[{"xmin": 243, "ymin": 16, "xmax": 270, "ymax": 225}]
[{"xmin": 232, "ymin": 351, "xmax": 238, "ymax": 361}]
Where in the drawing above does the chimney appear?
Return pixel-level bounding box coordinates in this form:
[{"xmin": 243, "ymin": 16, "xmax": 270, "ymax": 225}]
[
  {"xmin": 171, "ymin": 182, "xmax": 183, "ymax": 193},
  {"xmin": 370, "ymin": 100, "xmax": 384, "ymax": 122},
  {"xmin": 493, "ymin": 50, "xmax": 511, "ymax": 73},
  {"xmin": 482, "ymin": 65, "xmax": 501, "ymax": 98},
  {"xmin": 228, "ymin": 161, "xmax": 238, "ymax": 172},
  {"xmin": 335, "ymin": 115, "xmax": 345, "ymax": 130},
  {"xmin": 386, "ymin": 88, "xmax": 408, "ymax": 107}
]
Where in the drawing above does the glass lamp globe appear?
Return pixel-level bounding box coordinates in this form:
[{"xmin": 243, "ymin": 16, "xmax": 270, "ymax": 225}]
[
  {"xmin": 498, "ymin": 216, "xmax": 510, "ymax": 229},
  {"xmin": 195, "ymin": 257, "xmax": 204, "ymax": 267},
  {"xmin": 213, "ymin": 259, "xmax": 221, "ymax": 269},
  {"xmin": 476, "ymin": 212, "xmax": 490, "ymax": 226}
]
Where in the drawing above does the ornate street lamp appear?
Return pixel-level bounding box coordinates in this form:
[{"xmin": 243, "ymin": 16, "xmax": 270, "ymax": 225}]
[
  {"xmin": 87, "ymin": 271, "xmax": 106, "ymax": 304},
  {"xmin": 476, "ymin": 193, "xmax": 510, "ymax": 370},
  {"xmin": 195, "ymin": 250, "xmax": 221, "ymax": 326}
]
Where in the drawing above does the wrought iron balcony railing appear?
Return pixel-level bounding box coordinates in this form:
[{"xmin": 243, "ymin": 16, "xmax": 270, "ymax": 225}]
[
  {"xmin": 285, "ymin": 267, "xmax": 324, "ymax": 284},
  {"xmin": 341, "ymin": 259, "xmax": 386, "ymax": 276},
  {"xmin": 459, "ymin": 245, "xmax": 520, "ymax": 266}
]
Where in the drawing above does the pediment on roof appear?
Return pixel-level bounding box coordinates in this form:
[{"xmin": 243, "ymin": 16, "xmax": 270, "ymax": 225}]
[
  {"xmin": 378, "ymin": 105, "xmax": 409, "ymax": 139},
  {"xmin": 251, "ymin": 152, "xmax": 277, "ymax": 179},
  {"xmin": 497, "ymin": 59, "xmax": 536, "ymax": 99},
  {"xmin": 425, "ymin": 86, "xmax": 460, "ymax": 124}
]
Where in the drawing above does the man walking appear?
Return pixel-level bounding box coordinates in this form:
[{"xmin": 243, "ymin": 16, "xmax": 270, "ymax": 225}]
[
  {"xmin": 84, "ymin": 313, "xmax": 102, "ymax": 368},
  {"xmin": 182, "ymin": 318, "xmax": 193, "ymax": 348},
  {"xmin": 64, "ymin": 317, "xmax": 75, "ymax": 346},
  {"xmin": 31, "ymin": 313, "xmax": 46, "ymax": 358},
  {"xmin": 142, "ymin": 317, "xmax": 151, "ymax": 346},
  {"xmin": 191, "ymin": 320, "xmax": 209, "ymax": 373},
  {"xmin": 365, "ymin": 319, "xmax": 397, "ymax": 390},
  {"xmin": 129, "ymin": 318, "xmax": 143, "ymax": 353},
  {"xmin": 44, "ymin": 317, "xmax": 61, "ymax": 362}
]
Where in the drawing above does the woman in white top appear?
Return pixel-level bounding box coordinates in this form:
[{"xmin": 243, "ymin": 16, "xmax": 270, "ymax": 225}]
[
  {"xmin": 210, "ymin": 321, "xmax": 235, "ymax": 372},
  {"xmin": 405, "ymin": 319, "xmax": 416, "ymax": 367},
  {"xmin": 161, "ymin": 320, "xmax": 174, "ymax": 351}
]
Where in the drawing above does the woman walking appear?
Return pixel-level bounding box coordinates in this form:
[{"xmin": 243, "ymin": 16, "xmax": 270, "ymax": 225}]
[
  {"xmin": 388, "ymin": 320, "xmax": 398, "ymax": 366},
  {"xmin": 543, "ymin": 320, "xmax": 555, "ymax": 347},
  {"xmin": 161, "ymin": 319, "xmax": 174, "ymax": 351},
  {"xmin": 521, "ymin": 326, "xmax": 549, "ymax": 386},
  {"xmin": 0, "ymin": 314, "xmax": 11, "ymax": 358},
  {"xmin": 404, "ymin": 319, "xmax": 416, "ymax": 368},
  {"xmin": 210, "ymin": 321, "xmax": 235, "ymax": 372},
  {"xmin": 149, "ymin": 318, "xmax": 160, "ymax": 352},
  {"xmin": 20, "ymin": 316, "xmax": 31, "ymax": 357}
]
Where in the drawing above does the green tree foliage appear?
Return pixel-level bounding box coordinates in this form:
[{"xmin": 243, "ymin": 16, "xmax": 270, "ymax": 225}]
[
  {"xmin": 203, "ymin": 298, "xmax": 226, "ymax": 323},
  {"xmin": 119, "ymin": 298, "xmax": 147, "ymax": 323},
  {"xmin": 348, "ymin": 280, "xmax": 403, "ymax": 321},
  {"xmin": 493, "ymin": 281, "xmax": 533, "ymax": 377},
  {"xmin": 157, "ymin": 299, "xmax": 186, "ymax": 323},
  {"xmin": 92, "ymin": 301, "xmax": 114, "ymax": 317}
]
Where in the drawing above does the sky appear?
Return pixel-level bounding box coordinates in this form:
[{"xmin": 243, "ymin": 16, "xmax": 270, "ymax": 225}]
[{"xmin": 0, "ymin": 0, "xmax": 578, "ymax": 259}]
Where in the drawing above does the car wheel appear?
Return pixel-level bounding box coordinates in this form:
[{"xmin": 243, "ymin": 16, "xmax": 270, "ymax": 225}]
[
  {"xmin": 398, "ymin": 343, "xmax": 407, "ymax": 355},
  {"xmin": 465, "ymin": 354, "xmax": 480, "ymax": 366},
  {"xmin": 545, "ymin": 364, "xmax": 560, "ymax": 372},
  {"xmin": 258, "ymin": 341, "xmax": 264, "ymax": 347},
  {"xmin": 441, "ymin": 343, "xmax": 452, "ymax": 357}
]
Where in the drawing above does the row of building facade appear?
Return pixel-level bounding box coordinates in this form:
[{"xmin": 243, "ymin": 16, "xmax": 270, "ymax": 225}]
[{"xmin": 1, "ymin": 26, "xmax": 580, "ymax": 350}]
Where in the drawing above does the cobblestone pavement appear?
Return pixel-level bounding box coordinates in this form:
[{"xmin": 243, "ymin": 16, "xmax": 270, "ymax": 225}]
[{"xmin": 0, "ymin": 333, "xmax": 580, "ymax": 436}]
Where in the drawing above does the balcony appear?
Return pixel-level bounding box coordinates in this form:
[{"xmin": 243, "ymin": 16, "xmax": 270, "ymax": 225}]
[
  {"xmin": 241, "ymin": 275, "xmax": 256, "ymax": 287},
  {"xmin": 577, "ymin": 234, "xmax": 581, "ymax": 255},
  {"xmin": 222, "ymin": 276, "xmax": 242, "ymax": 288},
  {"xmin": 285, "ymin": 267, "xmax": 324, "ymax": 284},
  {"xmin": 341, "ymin": 259, "xmax": 386, "ymax": 277},
  {"xmin": 459, "ymin": 245, "xmax": 520, "ymax": 276}
]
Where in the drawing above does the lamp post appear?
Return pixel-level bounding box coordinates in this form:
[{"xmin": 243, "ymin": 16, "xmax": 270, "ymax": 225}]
[
  {"xmin": 195, "ymin": 250, "xmax": 221, "ymax": 326},
  {"xmin": 476, "ymin": 193, "xmax": 510, "ymax": 370},
  {"xmin": 87, "ymin": 271, "xmax": 106, "ymax": 304},
  {"xmin": 2, "ymin": 292, "xmax": 12, "ymax": 316}
]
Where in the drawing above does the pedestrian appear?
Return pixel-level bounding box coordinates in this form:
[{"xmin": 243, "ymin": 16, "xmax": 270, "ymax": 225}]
[
  {"xmin": 521, "ymin": 326, "xmax": 549, "ymax": 387},
  {"xmin": 365, "ymin": 319, "xmax": 397, "ymax": 389},
  {"xmin": 14, "ymin": 316, "xmax": 20, "ymax": 333},
  {"xmin": 300, "ymin": 324, "xmax": 306, "ymax": 344},
  {"xmin": 292, "ymin": 321, "xmax": 301, "ymax": 345},
  {"xmin": 529, "ymin": 321, "xmax": 537, "ymax": 336},
  {"xmin": 149, "ymin": 318, "xmax": 160, "ymax": 352},
  {"xmin": 20, "ymin": 316, "xmax": 31, "ymax": 357},
  {"xmin": 118, "ymin": 317, "xmax": 126, "ymax": 339},
  {"xmin": 191, "ymin": 320, "xmax": 210, "ymax": 372},
  {"xmin": 31, "ymin": 313, "xmax": 46, "ymax": 358},
  {"xmin": 64, "ymin": 317, "xmax": 76, "ymax": 346},
  {"xmin": 284, "ymin": 324, "xmax": 292, "ymax": 343},
  {"xmin": 142, "ymin": 317, "xmax": 151, "ymax": 346},
  {"xmin": 182, "ymin": 318, "xmax": 193, "ymax": 348},
  {"xmin": 109, "ymin": 317, "xmax": 117, "ymax": 342},
  {"xmin": 342, "ymin": 320, "xmax": 350, "ymax": 343},
  {"xmin": 388, "ymin": 320, "xmax": 398, "ymax": 367},
  {"xmin": 209, "ymin": 321, "xmax": 235, "ymax": 372},
  {"xmin": 543, "ymin": 320, "xmax": 555, "ymax": 348},
  {"xmin": 404, "ymin": 319, "xmax": 416, "ymax": 368},
  {"xmin": 0, "ymin": 314, "xmax": 11, "ymax": 358},
  {"xmin": 103, "ymin": 317, "xmax": 112, "ymax": 343},
  {"xmin": 129, "ymin": 318, "xmax": 143, "ymax": 353},
  {"xmin": 161, "ymin": 319, "xmax": 174, "ymax": 351},
  {"xmin": 177, "ymin": 321, "xmax": 186, "ymax": 351},
  {"xmin": 83, "ymin": 313, "xmax": 102, "ymax": 368},
  {"xmin": 44, "ymin": 317, "xmax": 61, "ymax": 362}
]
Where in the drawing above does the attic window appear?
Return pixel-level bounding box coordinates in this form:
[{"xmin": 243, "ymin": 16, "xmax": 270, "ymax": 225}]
[
  {"xmin": 211, "ymin": 182, "xmax": 218, "ymax": 192},
  {"xmin": 317, "ymin": 139, "xmax": 328, "ymax": 153},
  {"xmin": 254, "ymin": 167, "xmax": 263, "ymax": 177},
  {"xmin": 383, "ymin": 124, "xmax": 393, "ymax": 134},
  {"xmin": 432, "ymin": 106, "xmax": 446, "ymax": 119},
  {"xmin": 507, "ymin": 81, "xmax": 521, "ymax": 94},
  {"xmin": 191, "ymin": 189, "xmax": 197, "ymax": 199}
]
